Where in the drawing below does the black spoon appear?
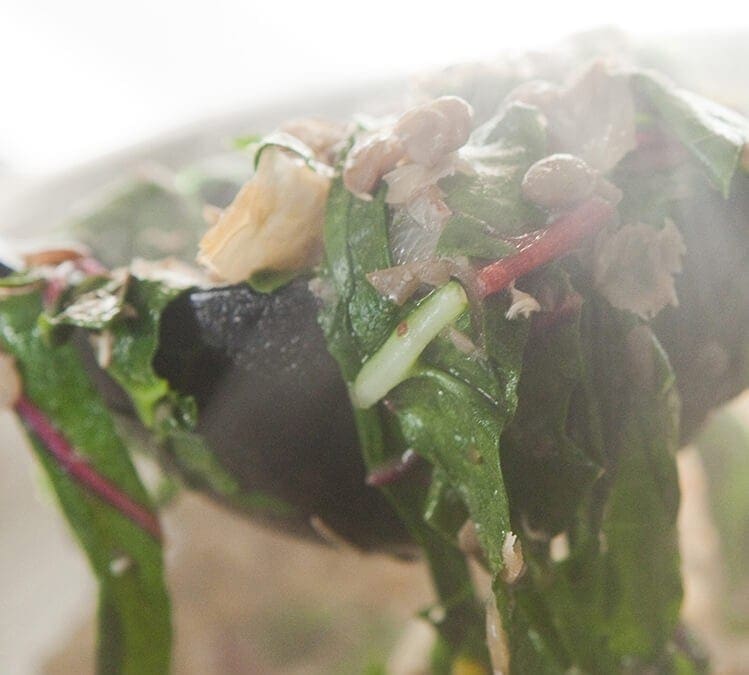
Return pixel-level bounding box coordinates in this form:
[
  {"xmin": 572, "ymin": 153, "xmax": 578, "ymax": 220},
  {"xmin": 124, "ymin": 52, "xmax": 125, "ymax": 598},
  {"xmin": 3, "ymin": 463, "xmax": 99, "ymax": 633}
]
[{"xmin": 77, "ymin": 278, "xmax": 414, "ymax": 553}]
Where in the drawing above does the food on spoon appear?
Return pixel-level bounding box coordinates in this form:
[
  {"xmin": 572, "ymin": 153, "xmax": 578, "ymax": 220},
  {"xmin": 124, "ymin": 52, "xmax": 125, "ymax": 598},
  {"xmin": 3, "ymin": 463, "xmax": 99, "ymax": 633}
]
[{"xmin": 3, "ymin": 54, "xmax": 749, "ymax": 674}]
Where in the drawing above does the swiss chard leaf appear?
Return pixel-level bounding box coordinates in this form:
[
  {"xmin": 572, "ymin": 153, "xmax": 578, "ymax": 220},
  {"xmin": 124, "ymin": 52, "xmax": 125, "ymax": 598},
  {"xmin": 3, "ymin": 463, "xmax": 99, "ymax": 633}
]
[
  {"xmin": 39, "ymin": 272, "xmax": 130, "ymax": 343},
  {"xmin": 70, "ymin": 180, "xmax": 207, "ymax": 267},
  {"xmin": 321, "ymin": 181, "xmax": 530, "ymax": 575},
  {"xmin": 501, "ymin": 270, "xmax": 600, "ymax": 536},
  {"xmin": 99, "ymin": 278, "xmax": 191, "ymax": 429},
  {"xmin": 399, "ymin": 292, "xmax": 529, "ymax": 574},
  {"xmin": 471, "ymin": 102, "xmax": 548, "ymax": 153},
  {"xmin": 437, "ymin": 103, "xmax": 548, "ymax": 258},
  {"xmin": 500, "ymin": 306, "xmax": 684, "ymax": 672},
  {"xmin": 0, "ymin": 291, "xmax": 171, "ymax": 675},
  {"xmin": 246, "ymin": 268, "xmax": 300, "ymax": 294},
  {"xmin": 602, "ymin": 333, "xmax": 682, "ymax": 659},
  {"xmin": 633, "ymin": 71, "xmax": 749, "ymax": 197},
  {"xmin": 423, "ymin": 468, "xmax": 469, "ymax": 543},
  {"xmin": 390, "ymin": 365, "xmax": 513, "ymax": 574},
  {"xmin": 611, "ymin": 161, "xmax": 699, "ymax": 229},
  {"xmin": 42, "ymin": 270, "xmax": 293, "ymax": 519},
  {"xmin": 493, "ymin": 580, "xmax": 570, "ymax": 675},
  {"xmin": 252, "ymin": 131, "xmax": 332, "ymax": 175},
  {"xmin": 319, "ymin": 180, "xmax": 489, "ymax": 664}
]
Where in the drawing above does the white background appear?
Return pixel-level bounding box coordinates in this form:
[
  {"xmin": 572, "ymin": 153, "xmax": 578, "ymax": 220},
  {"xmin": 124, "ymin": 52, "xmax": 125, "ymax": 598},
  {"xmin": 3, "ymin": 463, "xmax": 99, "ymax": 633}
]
[{"xmin": 1, "ymin": 0, "xmax": 747, "ymax": 175}]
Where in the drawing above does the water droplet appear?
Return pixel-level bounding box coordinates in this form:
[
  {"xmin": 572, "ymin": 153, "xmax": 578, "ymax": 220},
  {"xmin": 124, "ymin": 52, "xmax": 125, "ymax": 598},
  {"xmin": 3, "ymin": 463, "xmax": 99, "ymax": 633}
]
[
  {"xmin": 109, "ymin": 556, "xmax": 132, "ymax": 577},
  {"xmin": 428, "ymin": 605, "xmax": 446, "ymax": 623}
]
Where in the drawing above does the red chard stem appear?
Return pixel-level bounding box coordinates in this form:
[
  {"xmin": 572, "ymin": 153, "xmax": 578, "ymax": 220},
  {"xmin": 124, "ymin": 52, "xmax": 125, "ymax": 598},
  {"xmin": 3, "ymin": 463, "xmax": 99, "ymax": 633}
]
[
  {"xmin": 477, "ymin": 197, "xmax": 614, "ymax": 299},
  {"xmin": 14, "ymin": 395, "xmax": 162, "ymax": 540}
]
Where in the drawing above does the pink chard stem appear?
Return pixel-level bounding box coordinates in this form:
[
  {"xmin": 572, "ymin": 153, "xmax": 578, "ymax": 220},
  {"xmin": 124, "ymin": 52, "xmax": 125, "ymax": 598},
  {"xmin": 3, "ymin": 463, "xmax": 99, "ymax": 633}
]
[
  {"xmin": 365, "ymin": 448, "xmax": 421, "ymax": 487},
  {"xmin": 14, "ymin": 395, "xmax": 162, "ymax": 541}
]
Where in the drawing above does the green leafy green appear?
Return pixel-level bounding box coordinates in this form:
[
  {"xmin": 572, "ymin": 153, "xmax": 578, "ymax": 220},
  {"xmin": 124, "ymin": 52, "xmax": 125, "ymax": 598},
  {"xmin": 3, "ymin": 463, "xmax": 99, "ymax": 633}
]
[
  {"xmin": 39, "ymin": 273, "xmax": 130, "ymax": 343},
  {"xmin": 471, "ymin": 102, "xmax": 548, "ymax": 152},
  {"xmin": 41, "ymin": 271, "xmax": 295, "ymax": 520},
  {"xmin": 252, "ymin": 131, "xmax": 333, "ymax": 175},
  {"xmin": 633, "ymin": 71, "xmax": 749, "ymax": 197},
  {"xmin": 597, "ymin": 325, "xmax": 682, "ymax": 661},
  {"xmin": 70, "ymin": 180, "xmax": 207, "ymax": 267},
  {"xmin": 493, "ymin": 581, "xmax": 570, "ymax": 674},
  {"xmin": 319, "ymin": 180, "xmax": 490, "ymax": 666},
  {"xmin": 0, "ymin": 291, "xmax": 171, "ymax": 675},
  {"xmin": 246, "ymin": 268, "xmax": 300, "ymax": 293},
  {"xmin": 104, "ymin": 278, "xmax": 190, "ymax": 428},
  {"xmin": 612, "ymin": 161, "xmax": 699, "ymax": 228},
  {"xmin": 388, "ymin": 293, "xmax": 528, "ymax": 577},
  {"xmin": 437, "ymin": 103, "xmax": 548, "ymax": 258},
  {"xmin": 501, "ymin": 270, "xmax": 600, "ymax": 537},
  {"xmin": 498, "ymin": 307, "xmax": 684, "ymax": 673},
  {"xmin": 423, "ymin": 469, "xmax": 469, "ymax": 543},
  {"xmin": 391, "ymin": 363, "xmax": 514, "ymax": 574}
]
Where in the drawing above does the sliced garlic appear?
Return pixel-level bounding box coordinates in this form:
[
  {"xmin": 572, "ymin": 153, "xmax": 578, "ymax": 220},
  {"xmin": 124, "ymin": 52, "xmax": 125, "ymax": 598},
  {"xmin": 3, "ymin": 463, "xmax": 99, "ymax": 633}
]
[{"xmin": 198, "ymin": 147, "xmax": 331, "ymax": 283}]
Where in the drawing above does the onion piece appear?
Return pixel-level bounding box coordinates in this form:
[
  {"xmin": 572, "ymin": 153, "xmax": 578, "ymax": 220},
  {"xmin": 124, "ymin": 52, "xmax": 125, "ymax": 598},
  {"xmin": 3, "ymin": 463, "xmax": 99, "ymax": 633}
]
[
  {"xmin": 405, "ymin": 184, "xmax": 452, "ymax": 231},
  {"xmin": 366, "ymin": 260, "xmax": 452, "ymax": 305},
  {"xmin": 383, "ymin": 152, "xmax": 459, "ymax": 205},
  {"xmin": 389, "ymin": 208, "xmax": 442, "ymax": 265}
]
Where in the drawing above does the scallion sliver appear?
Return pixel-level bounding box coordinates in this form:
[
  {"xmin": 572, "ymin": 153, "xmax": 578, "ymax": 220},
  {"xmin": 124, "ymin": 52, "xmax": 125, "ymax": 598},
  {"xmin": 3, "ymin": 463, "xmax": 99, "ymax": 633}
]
[{"xmin": 352, "ymin": 281, "xmax": 468, "ymax": 409}]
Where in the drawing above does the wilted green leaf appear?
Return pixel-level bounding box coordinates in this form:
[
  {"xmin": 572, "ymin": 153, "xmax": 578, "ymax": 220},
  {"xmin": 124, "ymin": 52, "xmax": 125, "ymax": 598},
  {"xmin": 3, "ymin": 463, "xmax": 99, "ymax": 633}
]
[
  {"xmin": 0, "ymin": 291, "xmax": 171, "ymax": 675},
  {"xmin": 633, "ymin": 71, "xmax": 749, "ymax": 197},
  {"xmin": 437, "ymin": 103, "xmax": 548, "ymax": 258}
]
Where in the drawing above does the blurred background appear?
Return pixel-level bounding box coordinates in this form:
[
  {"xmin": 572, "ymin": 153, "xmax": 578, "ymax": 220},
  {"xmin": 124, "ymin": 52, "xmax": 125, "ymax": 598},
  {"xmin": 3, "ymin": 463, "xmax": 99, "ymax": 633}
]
[
  {"xmin": 2, "ymin": 2, "xmax": 749, "ymax": 673},
  {"xmin": 1, "ymin": 0, "xmax": 748, "ymax": 175}
]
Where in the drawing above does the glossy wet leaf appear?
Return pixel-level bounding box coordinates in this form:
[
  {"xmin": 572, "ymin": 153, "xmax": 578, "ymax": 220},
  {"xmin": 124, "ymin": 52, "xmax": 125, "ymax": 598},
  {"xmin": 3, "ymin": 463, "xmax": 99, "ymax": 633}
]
[
  {"xmin": 437, "ymin": 103, "xmax": 548, "ymax": 258},
  {"xmin": 0, "ymin": 291, "xmax": 171, "ymax": 675},
  {"xmin": 633, "ymin": 71, "xmax": 749, "ymax": 197}
]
